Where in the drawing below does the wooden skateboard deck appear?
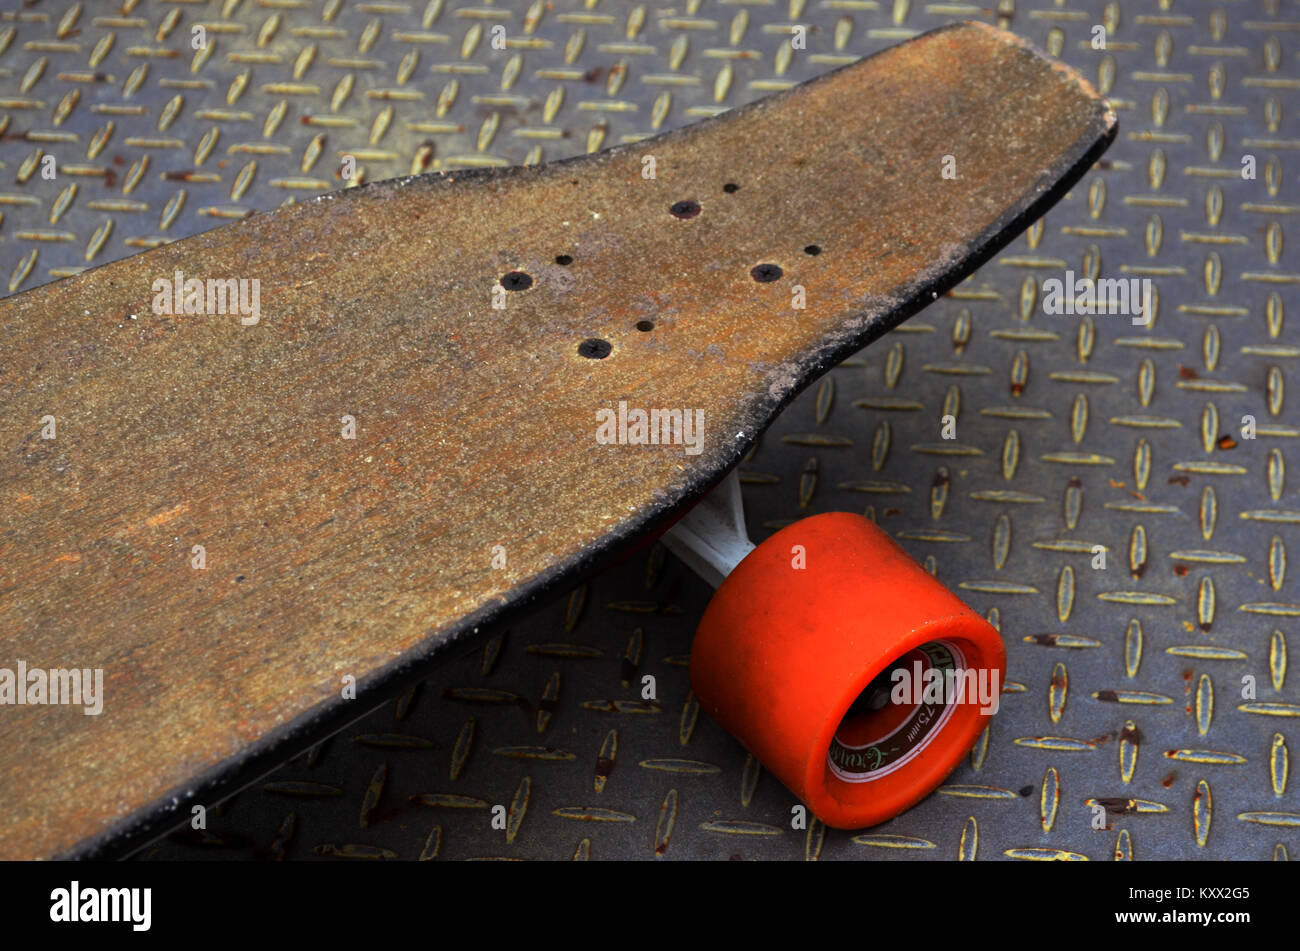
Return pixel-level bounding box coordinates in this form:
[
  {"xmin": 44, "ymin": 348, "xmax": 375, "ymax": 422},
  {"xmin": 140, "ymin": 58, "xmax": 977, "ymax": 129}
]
[{"xmin": 0, "ymin": 21, "xmax": 1114, "ymax": 859}]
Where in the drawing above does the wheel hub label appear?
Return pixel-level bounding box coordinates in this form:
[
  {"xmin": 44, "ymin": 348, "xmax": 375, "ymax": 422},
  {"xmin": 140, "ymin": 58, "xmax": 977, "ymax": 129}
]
[{"xmin": 827, "ymin": 641, "xmax": 965, "ymax": 783}]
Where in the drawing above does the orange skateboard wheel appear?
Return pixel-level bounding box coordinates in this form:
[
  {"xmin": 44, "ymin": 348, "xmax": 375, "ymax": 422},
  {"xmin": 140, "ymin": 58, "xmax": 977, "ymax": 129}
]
[{"xmin": 690, "ymin": 512, "xmax": 1006, "ymax": 829}]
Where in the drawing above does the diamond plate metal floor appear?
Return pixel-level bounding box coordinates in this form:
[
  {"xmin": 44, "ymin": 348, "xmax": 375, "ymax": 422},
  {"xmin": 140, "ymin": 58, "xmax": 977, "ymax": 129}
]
[{"xmin": 0, "ymin": 0, "xmax": 1296, "ymax": 861}]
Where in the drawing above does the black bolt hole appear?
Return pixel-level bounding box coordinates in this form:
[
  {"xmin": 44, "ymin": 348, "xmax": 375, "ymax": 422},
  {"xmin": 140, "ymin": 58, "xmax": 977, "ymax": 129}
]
[
  {"xmin": 722, "ymin": 183, "xmax": 740, "ymax": 193},
  {"xmin": 578, "ymin": 338, "xmax": 612, "ymax": 359},
  {"xmin": 750, "ymin": 263, "xmax": 783, "ymax": 283},
  {"xmin": 635, "ymin": 320, "xmax": 654, "ymax": 332},
  {"xmin": 555, "ymin": 254, "xmax": 573, "ymax": 266},
  {"xmin": 669, "ymin": 200, "xmax": 701, "ymax": 219},
  {"xmin": 502, "ymin": 271, "xmax": 533, "ymax": 291},
  {"xmin": 804, "ymin": 244, "xmax": 822, "ymax": 256}
]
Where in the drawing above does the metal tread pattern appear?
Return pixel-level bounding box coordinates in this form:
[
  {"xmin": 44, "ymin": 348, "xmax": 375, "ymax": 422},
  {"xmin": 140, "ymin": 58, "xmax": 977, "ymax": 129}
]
[{"xmin": 0, "ymin": 0, "xmax": 1296, "ymax": 861}]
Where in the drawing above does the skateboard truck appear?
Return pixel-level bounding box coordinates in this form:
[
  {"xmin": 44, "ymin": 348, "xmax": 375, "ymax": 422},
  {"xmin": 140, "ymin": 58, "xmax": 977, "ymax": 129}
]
[
  {"xmin": 665, "ymin": 470, "xmax": 1006, "ymax": 829},
  {"xmin": 661, "ymin": 469, "xmax": 755, "ymax": 589}
]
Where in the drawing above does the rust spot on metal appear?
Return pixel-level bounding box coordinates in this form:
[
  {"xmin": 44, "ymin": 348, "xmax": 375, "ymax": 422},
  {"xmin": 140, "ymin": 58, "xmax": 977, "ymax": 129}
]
[{"xmin": 1095, "ymin": 797, "xmax": 1136, "ymax": 816}]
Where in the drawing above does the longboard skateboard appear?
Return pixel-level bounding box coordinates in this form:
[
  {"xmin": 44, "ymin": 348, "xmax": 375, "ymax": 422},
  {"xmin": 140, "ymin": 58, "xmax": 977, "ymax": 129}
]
[{"xmin": 0, "ymin": 21, "xmax": 1115, "ymax": 859}]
